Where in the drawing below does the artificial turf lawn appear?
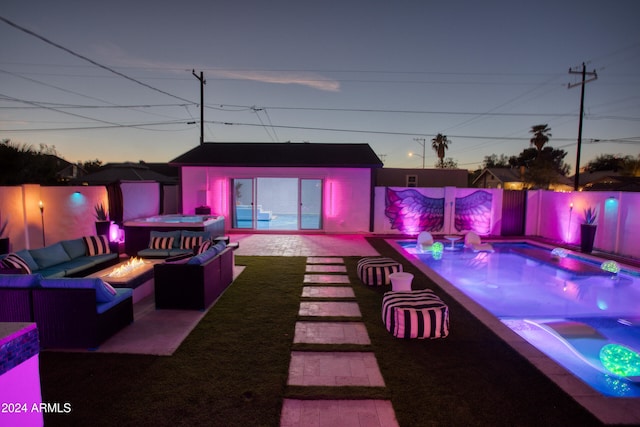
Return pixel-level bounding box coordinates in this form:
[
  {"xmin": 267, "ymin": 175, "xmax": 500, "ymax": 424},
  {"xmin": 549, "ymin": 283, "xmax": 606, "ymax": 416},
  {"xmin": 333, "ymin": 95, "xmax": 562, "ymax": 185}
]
[{"xmin": 38, "ymin": 245, "xmax": 603, "ymax": 426}]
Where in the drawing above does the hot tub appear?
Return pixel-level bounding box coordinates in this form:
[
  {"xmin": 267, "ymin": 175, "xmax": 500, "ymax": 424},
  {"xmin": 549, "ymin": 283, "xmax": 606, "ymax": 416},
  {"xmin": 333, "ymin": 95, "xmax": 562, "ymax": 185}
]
[{"xmin": 123, "ymin": 215, "xmax": 225, "ymax": 256}]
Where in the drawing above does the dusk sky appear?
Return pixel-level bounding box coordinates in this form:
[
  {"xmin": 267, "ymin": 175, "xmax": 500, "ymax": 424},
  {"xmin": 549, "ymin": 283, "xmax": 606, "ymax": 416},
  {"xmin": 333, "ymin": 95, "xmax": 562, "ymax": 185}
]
[{"xmin": 1, "ymin": 0, "xmax": 639, "ymax": 172}]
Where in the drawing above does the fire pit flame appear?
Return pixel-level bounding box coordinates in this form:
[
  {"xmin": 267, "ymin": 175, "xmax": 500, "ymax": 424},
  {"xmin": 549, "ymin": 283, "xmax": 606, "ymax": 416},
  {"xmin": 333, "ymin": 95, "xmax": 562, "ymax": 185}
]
[{"xmin": 107, "ymin": 257, "xmax": 146, "ymax": 278}]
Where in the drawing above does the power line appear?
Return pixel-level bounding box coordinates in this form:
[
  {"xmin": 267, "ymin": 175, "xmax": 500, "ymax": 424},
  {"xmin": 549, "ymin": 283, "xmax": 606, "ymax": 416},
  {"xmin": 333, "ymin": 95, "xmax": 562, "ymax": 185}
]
[
  {"xmin": 205, "ymin": 103, "xmax": 578, "ymax": 118},
  {"xmin": 3, "ymin": 120, "xmax": 192, "ymax": 132},
  {"xmin": 204, "ymin": 119, "xmax": 582, "ymax": 141},
  {"xmin": 0, "ymin": 15, "xmax": 194, "ymax": 104},
  {"xmin": 0, "ymin": 102, "xmax": 193, "ymax": 109}
]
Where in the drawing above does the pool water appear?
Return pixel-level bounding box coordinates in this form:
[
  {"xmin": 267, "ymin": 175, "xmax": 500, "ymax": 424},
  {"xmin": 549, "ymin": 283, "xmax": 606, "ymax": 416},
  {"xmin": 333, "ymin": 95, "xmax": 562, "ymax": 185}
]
[
  {"xmin": 397, "ymin": 241, "xmax": 640, "ymax": 397},
  {"xmin": 236, "ymin": 213, "xmax": 321, "ymax": 230}
]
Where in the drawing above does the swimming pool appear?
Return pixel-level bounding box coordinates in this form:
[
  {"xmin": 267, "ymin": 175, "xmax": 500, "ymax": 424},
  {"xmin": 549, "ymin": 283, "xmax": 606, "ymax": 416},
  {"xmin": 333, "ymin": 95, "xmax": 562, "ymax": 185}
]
[{"xmin": 393, "ymin": 240, "xmax": 640, "ymax": 399}]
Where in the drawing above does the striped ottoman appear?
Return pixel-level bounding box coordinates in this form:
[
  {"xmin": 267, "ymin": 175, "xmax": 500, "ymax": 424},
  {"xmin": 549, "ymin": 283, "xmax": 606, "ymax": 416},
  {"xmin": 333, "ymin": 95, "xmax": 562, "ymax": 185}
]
[
  {"xmin": 357, "ymin": 257, "xmax": 402, "ymax": 286},
  {"xmin": 382, "ymin": 290, "xmax": 449, "ymax": 339}
]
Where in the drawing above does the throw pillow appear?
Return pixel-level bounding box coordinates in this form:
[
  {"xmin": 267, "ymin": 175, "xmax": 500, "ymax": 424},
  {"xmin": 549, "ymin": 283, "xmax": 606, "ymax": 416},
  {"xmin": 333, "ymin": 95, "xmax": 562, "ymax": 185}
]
[
  {"xmin": 150, "ymin": 236, "xmax": 174, "ymax": 250},
  {"xmin": 0, "ymin": 253, "xmax": 32, "ymax": 274},
  {"xmin": 196, "ymin": 239, "xmax": 212, "ymax": 254},
  {"xmin": 149, "ymin": 230, "xmax": 181, "ymax": 248},
  {"xmin": 181, "ymin": 235, "xmax": 203, "ymax": 250},
  {"xmin": 101, "ymin": 279, "xmax": 117, "ymax": 296},
  {"xmin": 83, "ymin": 235, "xmax": 111, "ymax": 256}
]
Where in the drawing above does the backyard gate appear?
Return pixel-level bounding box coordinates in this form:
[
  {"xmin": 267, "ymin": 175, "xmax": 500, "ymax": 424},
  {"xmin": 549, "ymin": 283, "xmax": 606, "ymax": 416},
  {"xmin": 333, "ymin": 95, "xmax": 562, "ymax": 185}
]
[{"xmin": 500, "ymin": 190, "xmax": 526, "ymax": 235}]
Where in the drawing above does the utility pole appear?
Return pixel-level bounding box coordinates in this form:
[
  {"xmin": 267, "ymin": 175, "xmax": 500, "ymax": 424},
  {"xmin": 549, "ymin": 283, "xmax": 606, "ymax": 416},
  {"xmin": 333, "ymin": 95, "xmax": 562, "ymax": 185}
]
[
  {"xmin": 568, "ymin": 63, "xmax": 597, "ymax": 191},
  {"xmin": 192, "ymin": 70, "xmax": 206, "ymax": 145}
]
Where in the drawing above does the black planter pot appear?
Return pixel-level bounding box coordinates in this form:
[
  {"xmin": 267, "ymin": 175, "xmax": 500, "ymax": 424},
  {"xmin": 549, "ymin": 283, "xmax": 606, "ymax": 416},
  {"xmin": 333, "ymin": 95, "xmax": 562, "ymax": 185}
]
[
  {"xmin": 95, "ymin": 221, "xmax": 111, "ymax": 237},
  {"xmin": 0, "ymin": 237, "xmax": 9, "ymax": 255},
  {"xmin": 580, "ymin": 224, "xmax": 597, "ymax": 253}
]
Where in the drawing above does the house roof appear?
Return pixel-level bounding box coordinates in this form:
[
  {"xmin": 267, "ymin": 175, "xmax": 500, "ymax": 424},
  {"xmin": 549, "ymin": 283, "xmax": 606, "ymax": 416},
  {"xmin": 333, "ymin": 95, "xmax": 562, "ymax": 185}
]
[
  {"xmin": 169, "ymin": 142, "xmax": 384, "ymax": 168},
  {"xmin": 472, "ymin": 167, "xmax": 573, "ymax": 187},
  {"xmin": 70, "ymin": 162, "xmax": 178, "ymax": 185},
  {"xmin": 472, "ymin": 168, "xmax": 522, "ymax": 185},
  {"xmin": 583, "ymin": 175, "xmax": 640, "ymax": 192},
  {"xmin": 570, "ymin": 170, "xmax": 622, "ymax": 187}
]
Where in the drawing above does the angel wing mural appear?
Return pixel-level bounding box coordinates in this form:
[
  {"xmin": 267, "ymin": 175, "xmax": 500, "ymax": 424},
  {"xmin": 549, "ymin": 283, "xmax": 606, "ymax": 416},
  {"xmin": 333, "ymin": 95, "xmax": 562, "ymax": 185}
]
[
  {"xmin": 385, "ymin": 188, "xmax": 445, "ymax": 234},
  {"xmin": 454, "ymin": 191, "xmax": 492, "ymax": 234}
]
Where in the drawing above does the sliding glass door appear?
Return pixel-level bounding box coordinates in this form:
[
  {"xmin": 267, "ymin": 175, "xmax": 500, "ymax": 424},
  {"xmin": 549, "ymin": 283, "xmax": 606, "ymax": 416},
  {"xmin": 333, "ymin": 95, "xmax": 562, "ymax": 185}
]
[
  {"xmin": 232, "ymin": 178, "xmax": 254, "ymax": 229},
  {"xmin": 300, "ymin": 179, "xmax": 322, "ymax": 230},
  {"xmin": 231, "ymin": 177, "xmax": 322, "ymax": 231}
]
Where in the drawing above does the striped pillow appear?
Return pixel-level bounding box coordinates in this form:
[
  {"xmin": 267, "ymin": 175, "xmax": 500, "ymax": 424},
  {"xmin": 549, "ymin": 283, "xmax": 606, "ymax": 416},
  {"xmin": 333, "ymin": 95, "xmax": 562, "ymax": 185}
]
[
  {"xmin": 181, "ymin": 235, "xmax": 203, "ymax": 250},
  {"xmin": 196, "ymin": 239, "xmax": 212, "ymax": 254},
  {"xmin": 83, "ymin": 235, "xmax": 111, "ymax": 256},
  {"xmin": 150, "ymin": 236, "xmax": 174, "ymax": 250},
  {"xmin": 0, "ymin": 253, "xmax": 32, "ymax": 274}
]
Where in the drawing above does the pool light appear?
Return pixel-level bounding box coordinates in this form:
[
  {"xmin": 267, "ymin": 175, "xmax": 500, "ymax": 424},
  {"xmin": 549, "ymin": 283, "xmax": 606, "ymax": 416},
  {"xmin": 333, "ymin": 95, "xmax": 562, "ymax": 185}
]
[
  {"xmin": 599, "ymin": 344, "xmax": 640, "ymax": 379},
  {"xmin": 601, "ymin": 260, "xmax": 620, "ymax": 274},
  {"xmin": 551, "ymin": 248, "xmax": 568, "ymax": 259},
  {"xmin": 431, "ymin": 241, "xmax": 444, "ymax": 260}
]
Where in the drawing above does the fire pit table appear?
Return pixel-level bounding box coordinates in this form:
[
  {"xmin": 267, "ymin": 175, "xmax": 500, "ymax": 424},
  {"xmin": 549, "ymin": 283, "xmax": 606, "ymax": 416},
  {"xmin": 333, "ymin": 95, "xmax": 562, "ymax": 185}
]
[{"xmin": 87, "ymin": 257, "xmax": 161, "ymax": 303}]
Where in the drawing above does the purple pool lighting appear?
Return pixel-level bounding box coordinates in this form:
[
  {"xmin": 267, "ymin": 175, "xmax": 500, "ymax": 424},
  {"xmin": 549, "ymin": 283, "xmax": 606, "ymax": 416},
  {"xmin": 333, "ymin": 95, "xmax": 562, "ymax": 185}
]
[{"xmin": 395, "ymin": 240, "xmax": 640, "ymax": 398}]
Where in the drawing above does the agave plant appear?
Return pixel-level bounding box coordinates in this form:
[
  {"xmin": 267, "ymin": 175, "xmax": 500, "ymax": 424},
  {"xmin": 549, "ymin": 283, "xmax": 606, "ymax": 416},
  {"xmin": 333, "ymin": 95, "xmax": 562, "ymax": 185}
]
[
  {"xmin": 583, "ymin": 207, "xmax": 597, "ymax": 225},
  {"xmin": 94, "ymin": 203, "xmax": 108, "ymax": 221}
]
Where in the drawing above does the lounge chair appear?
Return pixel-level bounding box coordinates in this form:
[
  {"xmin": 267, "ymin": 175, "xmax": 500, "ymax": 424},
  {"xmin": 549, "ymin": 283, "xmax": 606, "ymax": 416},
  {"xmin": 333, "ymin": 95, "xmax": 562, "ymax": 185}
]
[
  {"xmin": 417, "ymin": 231, "xmax": 434, "ymax": 252},
  {"xmin": 464, "ymin": 231, "xmax": 494, "ymax": 252}
]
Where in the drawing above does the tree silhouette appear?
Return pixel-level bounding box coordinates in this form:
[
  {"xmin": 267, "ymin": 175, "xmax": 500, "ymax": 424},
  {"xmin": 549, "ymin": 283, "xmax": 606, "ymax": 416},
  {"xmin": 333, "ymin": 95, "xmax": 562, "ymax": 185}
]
[
  {"xmin": 0, "ymin": 139, "xmax": 63, "ymax": 185},
  {"xmin": 431, "ymin": 133, "xmax": 451, "ymax": 167},
  {"xmin": 529, "ymin": 124, "xmax": 552, "ymax": 151}
]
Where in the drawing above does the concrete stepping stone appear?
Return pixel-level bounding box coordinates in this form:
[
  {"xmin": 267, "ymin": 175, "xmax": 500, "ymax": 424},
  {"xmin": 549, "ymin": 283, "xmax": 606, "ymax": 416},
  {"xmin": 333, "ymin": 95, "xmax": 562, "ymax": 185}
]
[
  {"xmin": 301, "ymin": 286, "xmax": 355, "ymax": 298},
  {"xmin": 299, "ymin": 301, "xmax": 361, "ymax": 317},
  {"xmin": 294, "ymin": 321, "xmax": 370, "ymax": 345},
  {"xmin": 304, "ymin": 274, "xmax": 350, "ymax": 284},
  {"xmin": 305, "ymin": 264, "xmax": 347, "ymax": 273},
  {"xmin": 287, "ymin": 351, "xmax": 385, "ymax": 386},
  {"xmin": 280, "ymin": 398, "xmax": 399, "ymax": 427},
  {"xmin": 306, "ymin": 257, "xmax": 344, "ymax": 264}
]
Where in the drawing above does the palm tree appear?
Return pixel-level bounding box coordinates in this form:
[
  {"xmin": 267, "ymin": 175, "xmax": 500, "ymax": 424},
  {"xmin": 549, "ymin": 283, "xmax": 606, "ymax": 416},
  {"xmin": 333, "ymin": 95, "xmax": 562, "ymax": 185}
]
[
  {"xmin": 431, "ymin": 133, "xmax": 451, "ymax": 167},
  {"xmin": 529, "ymin": 124, "xmax": 552, "ymax": 151}
]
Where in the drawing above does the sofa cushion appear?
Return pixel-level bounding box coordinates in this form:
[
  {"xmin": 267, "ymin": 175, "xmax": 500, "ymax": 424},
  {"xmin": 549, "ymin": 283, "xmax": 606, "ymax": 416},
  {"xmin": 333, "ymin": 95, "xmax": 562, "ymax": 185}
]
[
  {"xmin": 61, "ymin": 238, "xmax": 88, "ymax": 259},
  {"xmin": 0, "ymin": 273, "xmax": 41, "ymax": 288},
  {"xmin": 61, "ymin": 258, "xmax": 100, "ymax": 276},
  {"xmin": 15, "ymin": 250, "xmax": 39, "ymax": 272},
  {"xmin": 137, "ymin": 248, "xmax": 171, "ymax": 258},
  {"xmin": 212, "ymin": 241, "xmax": 226, "ymax": 253},
  {"xmin": 30, "ymin": 243, "xmax": 72, "ymax": 269},
  {"xmin": 187, "ymin": 243, "xmax": 226, "ymax": 265},
  {"xmin": 40, "ymin": 277, "xmax": 118, "ymax": 303},
  {"xmin": 1, "ymin": 253, "xmax": 33, "ymax": 274},
  {"xmin": 58, "ymin": 254, "xmax": 116, "ymax": 276},
  {"xmin": 163, "ymin": 253, "xmax": 193, "ymax": 264},
  {"xmin": 83, "ymin": 235, "xmax": 111, "ymax": 256},
  {"xmin": 150, "ymin": 230, "xmax": 181, "ymax": 248},
  {"xmin": 35, "ymin": 267, "xmax": 66, "ymax": 278},
  {"xmin": 96, "ymin": 288, "xmax": 133, "ymax": 314}
]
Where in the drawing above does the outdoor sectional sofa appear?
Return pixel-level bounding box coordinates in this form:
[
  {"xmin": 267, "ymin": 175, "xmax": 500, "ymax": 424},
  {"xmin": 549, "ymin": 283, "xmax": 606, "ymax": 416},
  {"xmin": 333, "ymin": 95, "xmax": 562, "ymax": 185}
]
[
  {"xmin": 154, "ymin": 241, "xmax": 234, "ymax": 310},
  {"xmin": 0, "ymin": 235, "xmax": 119, "ymax": 278},
  {"xmin": 0, "ymin": 273, "xmax": 133, "ymax": 349}
]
